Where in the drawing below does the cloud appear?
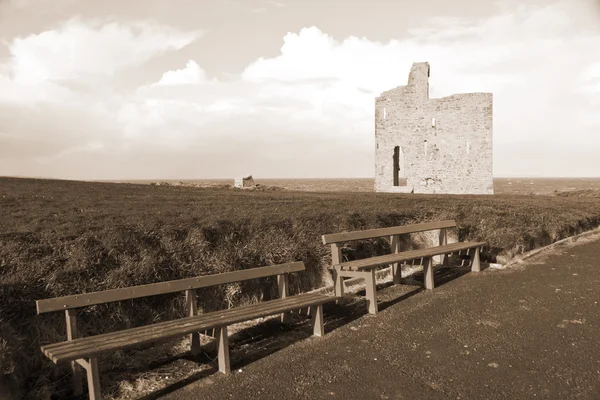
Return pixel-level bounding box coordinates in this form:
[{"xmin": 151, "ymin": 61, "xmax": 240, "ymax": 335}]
[
  {"xmin": 0, "ymin": 18, "xmax": 203, "ymax": 104},
  {"xmin": 1, "ymin": 0, "xmax": 600, "ymax": 179},
  {"xmin": 155, "ymin": 60, "xmax": 209, "ymax": 86},
  {"xmin": 13, "ymin": 18, "xmax": 201, "ymax": 83}
]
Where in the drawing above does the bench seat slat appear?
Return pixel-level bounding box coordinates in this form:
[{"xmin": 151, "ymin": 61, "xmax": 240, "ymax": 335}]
[
  {"xmin": 43, "ymin": 292, "xmax": 328, "ymax": 359},
  {"xmin": 41, "ymin": 292, "xmax": 335, "ymax": 364},
  {"xmin": 336, "ymin": 241, "xmax": 486, "ymax": 271}
]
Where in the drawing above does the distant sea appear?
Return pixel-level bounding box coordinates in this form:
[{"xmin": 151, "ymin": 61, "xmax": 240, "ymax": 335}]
[{"xmin": 105, "ymin": 178, "xmax": 600, "ymax": 195}]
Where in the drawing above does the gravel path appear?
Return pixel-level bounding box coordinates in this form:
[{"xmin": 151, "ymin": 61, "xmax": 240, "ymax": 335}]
[{"xmin": 162, "ymin": 235, "xmax": 600, "ymax": 400}]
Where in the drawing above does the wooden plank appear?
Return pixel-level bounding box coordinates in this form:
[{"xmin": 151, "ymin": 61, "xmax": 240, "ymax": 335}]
[
  {"xmin": 185, "ymin": 290, "xmax": 201, "ymax": 356},
  {"xmin": 74, "ymin": 358, "xmax": 89, "ymax": 370},
  {"xmin": 43, "ymin": 293, "xmax": 337, "ymax": 364},
  {"xmin": 36, "ymin": 261, "xmax": 306, "ymax": 314},
  {"xmin": 277, "ymin": 273, "xmax": 290, "ymax": 323},
  {"xmin": 438, "ymin": 228, "xmax": 448, "ymax": 265},
  {"xmin": 390, "ymin": 235, "xmax": 401, "ymax": 284},
  {"xmin": 337, "ymin": 242, "xmax": 486, "ymax": 271},
  {"xmin": 311, "ymin": 304, "xmax": 324, "ymax": 337},
  {"xmin": 331, "ymin": 268, "xmax": 344, "ymax": 300},
  {"xmin": 43, "ymin": 293, "xmax": 329, "ymax": 360},
  {"xmin": 331, "ymin": 244, "xmax": 344, "ymax": 299},
  {"xmin": 365, "ymin": 269, "xmax": 378, "ymax": 315},
  {"xmin": 322, "ymin": 220, "xmax": 457, "ymax": 245},
  {"xmin": 85, "ymin": 357, "xmax": 102, "ymax": 400},
  {"xmin": 471, "ymin": 247, "xmax": 481, "ymax": 272},
  {"xmin": 216, "ymin": 326, "xmax": 230, "ymax": 373},
  {"xmin": 65, "ymin": 310, "xmax": 83, "ymax": 396},
  {"xmin": 424, "ymin": 257, "xmax": 434, "ymax": 290}
]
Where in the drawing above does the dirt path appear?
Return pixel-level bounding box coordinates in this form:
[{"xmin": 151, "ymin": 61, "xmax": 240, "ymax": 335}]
[{"xmin": 161, "ymin": 235, "xmax": 600, "ymax": 400}]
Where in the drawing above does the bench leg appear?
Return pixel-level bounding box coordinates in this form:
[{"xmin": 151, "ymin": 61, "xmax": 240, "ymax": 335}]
[
  {"xmin": 391, "ymin": 262, "xmax": 401, "ymax": 285},
  {"xmin": 85, "ymin": 357, "xmax": 102, "ymax": 400},
  {"xmin": 332, "ymin": 267, "xmax": 345, "ymax": 301},
  {"xmin": 190, "ymin": 332, "xmax": 201, "ymax": 357},
  {"xmin": 471, "ymin": 247, "xmax": 481, "ymax": 272},
  {"xmin": 311, "ymin": 304, "xmax": 324, "ymax": 337},
  {"xmin": 365, "ymin": 269, "xmax": 378, "ymax": 315},
  {"xmin": 185, "ymin": 289, "xmax": 202, "ymax": 356},
  {"xmin": 424, "ymin": 257, "xmax": 434, "ymax": 290},
  {"xmin": 216, "ymin": 326, "xmax": 231, "ymax": 374}
]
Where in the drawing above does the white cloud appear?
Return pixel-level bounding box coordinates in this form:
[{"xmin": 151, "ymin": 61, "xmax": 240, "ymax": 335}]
[
  {"xmin": 1, "ymin": 0, "xmax": 600, "ymax": 179},
  {"xmin": 10, "ymin": 18, "xmax": 202, "ymax": 84},
  {"xmin": 0, "ymin": 18, "xmax": 203, "ymax": 104},
  {"xmin": 155, "ymin": 60, "xmax": 209, "ymax": 86}
]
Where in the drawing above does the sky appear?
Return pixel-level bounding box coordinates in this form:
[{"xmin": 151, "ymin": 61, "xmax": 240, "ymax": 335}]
[{"xmin": 0, "ymin": 0, "xmax": 599, "ymax": 180}]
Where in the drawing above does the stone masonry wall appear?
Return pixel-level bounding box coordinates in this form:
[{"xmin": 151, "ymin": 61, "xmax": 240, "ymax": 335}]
[{"xmin": 374, "ymin": 62, "xmax": 494, "ymax": 194}]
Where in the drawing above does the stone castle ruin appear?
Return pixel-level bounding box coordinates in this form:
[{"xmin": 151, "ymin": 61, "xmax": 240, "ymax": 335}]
[{"xmin": 374, "ymin": 62, "xmax": 494, "ymax": 194}]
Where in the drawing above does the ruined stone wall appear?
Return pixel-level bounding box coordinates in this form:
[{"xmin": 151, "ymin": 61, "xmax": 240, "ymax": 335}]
[{"xmin": 374, "ymin": 62, "xmax": 494, "ymax": 194}]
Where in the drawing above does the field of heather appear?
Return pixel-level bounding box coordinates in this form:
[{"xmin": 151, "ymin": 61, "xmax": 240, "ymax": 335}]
[{"xmin": 1, "ymin": 176, "xmax": 600, "ymax": 399}]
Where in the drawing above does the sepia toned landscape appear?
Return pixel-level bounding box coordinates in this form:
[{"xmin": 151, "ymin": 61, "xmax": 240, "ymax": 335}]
[
  {"xmin": 1, "ymin": 0, "xmax": 600, "ymax": 399},
  {"xmin": 2, "ymin": 176, "xmax": 600, "ymax": 399}
]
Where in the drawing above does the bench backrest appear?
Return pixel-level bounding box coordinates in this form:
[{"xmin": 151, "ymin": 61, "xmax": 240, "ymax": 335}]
[
  {"xmin": 36, "ymin": 261, "xmax": 305, "ymax": 314},
  {"xmin": 322, "ymin": 220, "xmax": 457, "ymax": 245}
]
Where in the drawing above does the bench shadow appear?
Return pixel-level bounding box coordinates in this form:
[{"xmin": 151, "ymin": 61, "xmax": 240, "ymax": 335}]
[
  {"xmin": 117, "ymin": 299, "xmax": 372, "ymax": 400},
  {"xmin": 349, "ymin": 282, "xmax": 423, "ymax": 313},
  {"xmin": 102, "ymin": 267, "xmax": 469, "ymax": 400},
  {"xmin": 407, "ymin": 260, "xmax": 490, "ymax": 291}
]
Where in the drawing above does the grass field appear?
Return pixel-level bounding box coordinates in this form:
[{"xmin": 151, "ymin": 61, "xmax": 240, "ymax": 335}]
[{"xmin": 2, "ymin": 176, "xmax": 600, "ymax": 399}]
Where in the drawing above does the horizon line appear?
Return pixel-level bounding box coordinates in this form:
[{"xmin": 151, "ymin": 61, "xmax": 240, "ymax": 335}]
[{"xmin": 3, "ymin": 175, "xmax": 600, "ymax": 182}]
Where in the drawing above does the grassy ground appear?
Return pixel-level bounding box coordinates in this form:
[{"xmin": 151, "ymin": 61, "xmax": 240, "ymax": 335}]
[{"xmin": 1, "ymin": 177, "xmax": 600, "ymax": 399}]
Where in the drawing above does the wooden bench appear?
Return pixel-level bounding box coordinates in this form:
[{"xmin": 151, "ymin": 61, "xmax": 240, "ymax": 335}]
[
  {"xmin": 36, "ymin": 261, "xmax": 337, "ymax": 400},
  {"xmin": 322, "ymin": 220, "xmax": 486, "ymax": 315}
]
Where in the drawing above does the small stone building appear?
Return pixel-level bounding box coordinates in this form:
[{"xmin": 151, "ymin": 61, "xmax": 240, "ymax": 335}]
[
  {"xmin": 374, "ymin": 62, "xmax": 494, "ymax": 194},
  {"xmin": 234, "ymin": 175, "xmax": 255, "ymax": 188}
]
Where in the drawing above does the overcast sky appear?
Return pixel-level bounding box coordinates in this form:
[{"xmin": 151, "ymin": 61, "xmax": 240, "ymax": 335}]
[{"xmin": 0, "ymin": 0, "xmax": 599, "ymax": 179}]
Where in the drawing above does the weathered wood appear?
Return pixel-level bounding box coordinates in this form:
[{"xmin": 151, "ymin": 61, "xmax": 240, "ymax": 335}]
[
  {"xmin": 65, "ymin": 309, "xmax": 83, "ymax": 396},
  {"xmin": 424, "ymin": 257, "xmax": 434, "ymax": 290},
  {"xmin": 216, "ymin": 326, "xmax": 230, "ymax": 374},
  {"xmin": 471, "ymin": 247, "xmax": 481, "ymax": 272},
  {"xmin": 44, "ymin": 292, "xmax": 329, "ymax": 362},
  {"xmin": 331, "ymin": 244, "xmax": 344, "ymax": 300},
  {"xmin": 311, "ymin": 304, "xmax": 324, "ymax": 337},
  {"xmin": 85, "ymin": 357, "xmax": 101, "ymax": 400},
  {"xmin": 185, "ymin": 289, "xmax": 201, "ymax": 356},
  {"xmin": 337, "ymin": 242, "xmax": 487, "ymax": 271},
  {"xmin": 42, "ymin": 292, "xmax": 336, "ymax": 364},
  {"xmin": 75, "ymin": 358, "xmax": 90, "ymax": 370},
  {"xmin": 277, "ymin": 273, "xmax": 290, "ymax": 323},
  {"xmin": 36, "ymin": 261, "xmax": 306, "ymax": 314},
  {"xmin": 438, "ymin": 228, "xmax": 448, "ymax": 265},
  {"xmin": 322, "ymin": 220, "xmax": 457, "ymax": 245},
  {"xmin": 390, "ymin": 235, "xmax": 401, "ymax": 284},
  {"xmin": 365, "ymin": 269, "xmax": 378, "ymax": 315}
]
